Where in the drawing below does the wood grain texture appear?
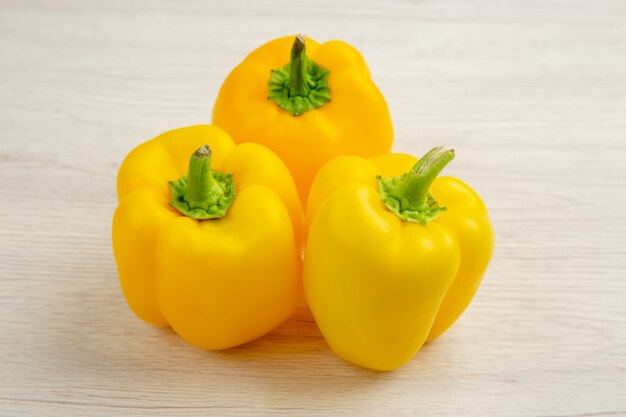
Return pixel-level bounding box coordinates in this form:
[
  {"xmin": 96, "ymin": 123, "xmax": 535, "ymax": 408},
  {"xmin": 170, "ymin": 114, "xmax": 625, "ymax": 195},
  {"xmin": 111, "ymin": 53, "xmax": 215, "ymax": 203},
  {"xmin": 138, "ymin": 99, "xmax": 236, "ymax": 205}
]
[{"xmin": 1, "ymin": 0, "xmax": 625, "ymax": 415}]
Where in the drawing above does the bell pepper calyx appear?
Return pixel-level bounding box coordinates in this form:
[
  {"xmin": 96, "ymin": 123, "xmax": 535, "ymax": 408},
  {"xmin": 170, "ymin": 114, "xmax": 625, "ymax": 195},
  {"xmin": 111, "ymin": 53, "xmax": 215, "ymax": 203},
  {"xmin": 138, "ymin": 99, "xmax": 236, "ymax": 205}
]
[
  {"xmin": 377, "ymin": 147, "xmax": 455, "ymax": 224},
  {"xmin": 268, "ymin": 34, "xmax": 332, "ymax": 116},
  {"xmin": 169, "ymin": 144, "xmax": 236, "ymax": 220}
]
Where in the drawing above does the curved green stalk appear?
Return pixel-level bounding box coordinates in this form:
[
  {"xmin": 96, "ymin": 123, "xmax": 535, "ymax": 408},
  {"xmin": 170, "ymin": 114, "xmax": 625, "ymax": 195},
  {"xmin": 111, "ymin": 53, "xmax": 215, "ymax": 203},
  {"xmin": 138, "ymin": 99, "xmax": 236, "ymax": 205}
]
[{"xmin": 378, "ymin": 147, "xmax": 455, "ymax": 224}]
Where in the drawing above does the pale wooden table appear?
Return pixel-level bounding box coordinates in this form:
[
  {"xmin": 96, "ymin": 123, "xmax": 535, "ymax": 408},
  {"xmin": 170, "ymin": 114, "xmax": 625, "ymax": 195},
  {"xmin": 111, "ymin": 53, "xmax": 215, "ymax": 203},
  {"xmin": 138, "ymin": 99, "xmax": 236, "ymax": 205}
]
[{"xmin": 1, "ymin": 1, "xmax": 625, "ymax": 416}]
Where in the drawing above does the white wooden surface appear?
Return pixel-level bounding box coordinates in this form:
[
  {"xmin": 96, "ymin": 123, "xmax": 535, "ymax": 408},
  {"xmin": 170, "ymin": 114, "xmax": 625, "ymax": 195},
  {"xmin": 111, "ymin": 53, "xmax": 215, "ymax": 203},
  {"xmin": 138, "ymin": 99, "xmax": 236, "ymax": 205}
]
[{"xmin": 1, "ymin": 0, "xmax": 625, "ymax": 416}]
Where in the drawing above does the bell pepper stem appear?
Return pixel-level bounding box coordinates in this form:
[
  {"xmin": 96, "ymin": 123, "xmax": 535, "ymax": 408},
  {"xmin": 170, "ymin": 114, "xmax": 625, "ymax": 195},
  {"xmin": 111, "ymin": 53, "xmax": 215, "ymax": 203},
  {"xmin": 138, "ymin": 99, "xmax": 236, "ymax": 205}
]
[
  {"xmin": 169, "ymin": 145, "xmax": 236, "ymax": 220},
  {"xmin": 186, "ymin": 145, "xmax": 214, "ymax": 207},
  {"xmin": 289, "ymin": 34, "xmax": 310, "ymax": 97},
  {"xmin": 378, "ymin": 147, "xmax": 454, "ymax": 224},
  {"xmin": 392, "ymin": 147, "xmax": 455, "ymax": 210},
  {"xmin": 267, "ymin": 34, "xmax": 331, "ymax": 116}
]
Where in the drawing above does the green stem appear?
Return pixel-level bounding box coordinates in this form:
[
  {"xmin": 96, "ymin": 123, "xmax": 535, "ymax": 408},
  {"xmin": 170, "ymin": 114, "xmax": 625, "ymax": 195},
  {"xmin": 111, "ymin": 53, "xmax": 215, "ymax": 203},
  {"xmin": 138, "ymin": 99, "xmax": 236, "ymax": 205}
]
[
  {"xmin": 392, "ymin": 147, "xmax": 455, "ymax": 211},
  {"xmin": 169, "ymin": 145, "xmax": 236, "ymax": 220},
  {"xmin": 288, "ymin": 34, "xmax": 310, "ymax": 97},
  {"xmin": 186, "ymin": 145, "xmax": 214, "ymax": 208},
  {"xmin": 267, "ymin": 34, "xmax": 332, "ymax": 116},
  {"xmin": 377, "ymin": 147, "xmax": 455, "ymax": 224}
]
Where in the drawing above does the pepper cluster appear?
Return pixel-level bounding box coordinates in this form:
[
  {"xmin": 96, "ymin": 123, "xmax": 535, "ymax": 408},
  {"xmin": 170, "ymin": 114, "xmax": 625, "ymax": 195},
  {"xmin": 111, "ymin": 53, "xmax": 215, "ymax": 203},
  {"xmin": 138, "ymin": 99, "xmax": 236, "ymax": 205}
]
[{"xmin": 113, "ymin": 35, "xmax": 494, "ymax": 371}]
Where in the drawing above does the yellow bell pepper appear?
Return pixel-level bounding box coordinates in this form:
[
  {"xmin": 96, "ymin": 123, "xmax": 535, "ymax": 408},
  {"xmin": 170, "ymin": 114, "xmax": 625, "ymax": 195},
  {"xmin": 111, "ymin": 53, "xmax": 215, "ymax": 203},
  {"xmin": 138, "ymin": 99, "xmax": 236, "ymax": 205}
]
[
  {"xmin": 304, "ymin": 147, "xmax": 494, "ymax": 370},
  {"xmin": 213, "ymin": 34, "xmax": 393, "ymax": 204},
  {"xmin": 112, "ymin": 125, "xmax": 303, "ymax": 350}
]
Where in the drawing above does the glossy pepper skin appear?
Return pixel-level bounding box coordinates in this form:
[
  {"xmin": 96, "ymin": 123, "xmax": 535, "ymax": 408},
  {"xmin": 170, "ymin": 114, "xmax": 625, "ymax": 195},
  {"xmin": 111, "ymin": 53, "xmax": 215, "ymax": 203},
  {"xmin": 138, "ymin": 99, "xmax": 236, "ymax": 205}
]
[
  {"xmin": 213, "ymin": 35, "xmax": 393, "ymax": 204},
  {"xmin": 112, "ymin": 125, "xmax": 303, "ymax": 350},
  {"xmin": 304, "ymin": 149, "xmax": 494, "ymax": 371}
]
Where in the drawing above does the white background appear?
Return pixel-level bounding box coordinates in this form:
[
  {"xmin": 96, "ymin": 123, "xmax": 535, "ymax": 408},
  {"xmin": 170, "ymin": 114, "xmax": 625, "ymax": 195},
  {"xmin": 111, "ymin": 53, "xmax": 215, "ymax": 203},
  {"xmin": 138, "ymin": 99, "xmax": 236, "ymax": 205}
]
[{"xmin": 1, "ymin": 1, "xmax": 625, "ymax": 416}]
